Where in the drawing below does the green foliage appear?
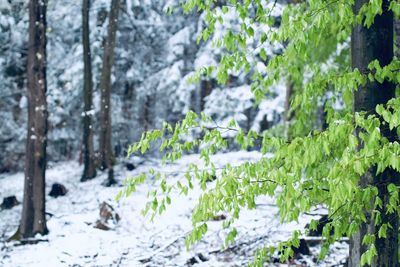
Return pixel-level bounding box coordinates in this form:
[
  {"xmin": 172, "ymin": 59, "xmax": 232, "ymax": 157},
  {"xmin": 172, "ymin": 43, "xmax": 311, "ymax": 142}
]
[{"xmin": 119, "ymin": 0, "xmax": 400, "ymax": 265}]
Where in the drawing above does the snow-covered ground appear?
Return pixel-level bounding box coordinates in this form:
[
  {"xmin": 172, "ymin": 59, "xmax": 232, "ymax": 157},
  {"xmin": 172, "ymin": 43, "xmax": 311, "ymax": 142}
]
[{"xmin": 0, "ymin": 152, "xmax": 348, "ymax": 266}]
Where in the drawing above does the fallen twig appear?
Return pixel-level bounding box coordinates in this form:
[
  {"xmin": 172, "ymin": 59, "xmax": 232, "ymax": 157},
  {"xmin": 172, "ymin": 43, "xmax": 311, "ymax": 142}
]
[
  {"xmin": 208, "ymin": 234, "xmax": 269, "ymax": 255},
  {"xmin": 137, "ymin": 231, "xmax": 190, "ymax": 263},
  {"xmin": 13, "ymin": 239, "xmax": 49, "ymax": 246}
]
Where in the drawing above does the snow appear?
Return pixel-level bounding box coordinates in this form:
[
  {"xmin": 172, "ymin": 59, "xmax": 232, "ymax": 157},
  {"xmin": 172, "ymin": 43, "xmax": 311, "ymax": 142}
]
[
  {"xmin": 194, "ymin": 52, "xmax": 218, "ymax": 70},
  {"xmin": 0, "ymin": 152, "xmax": 348, "ymax": 266},
  {"xmin": 0, "ymin": 1, "xmax": 10, "ymax": 11},
  {"xmin": 168, "ymin": 27, "xmax": 191, "ymax": 58},
  {"xmin": 204, "ymin": 85, "xmax": 255, "ymax": 131}
]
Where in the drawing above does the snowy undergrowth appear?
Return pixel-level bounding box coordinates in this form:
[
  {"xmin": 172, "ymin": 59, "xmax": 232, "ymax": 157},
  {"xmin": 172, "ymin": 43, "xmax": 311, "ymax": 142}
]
[{"xmin": 0, "ymin": 152, "xmax": 348, "ymax": 266}]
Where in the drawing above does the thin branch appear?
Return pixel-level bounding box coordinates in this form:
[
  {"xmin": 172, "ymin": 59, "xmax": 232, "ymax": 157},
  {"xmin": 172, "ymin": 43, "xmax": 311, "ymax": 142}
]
[
  {"xmin": 307, "ymin": 0, "xmax": 343, "ymax": 17},
  {"xmin": 137, "ymin": 231, "xmax": 190, "ymax": 263}
]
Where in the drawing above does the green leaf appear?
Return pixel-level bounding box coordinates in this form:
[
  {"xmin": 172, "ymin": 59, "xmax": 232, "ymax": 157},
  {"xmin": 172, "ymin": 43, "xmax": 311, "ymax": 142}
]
[{"xmin": 259, "ymin": 48, "xmax": 267, "ymax": 61}]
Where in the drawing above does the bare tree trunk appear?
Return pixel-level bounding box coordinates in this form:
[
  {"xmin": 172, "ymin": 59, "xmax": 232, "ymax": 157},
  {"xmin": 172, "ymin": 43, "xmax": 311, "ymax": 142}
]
[
  {"xmin": 395, "ymin": 18, "xmax": 400, "ymax": 58},
  {"xmin": 349, "ymin": 0, "xmax": 398, "ymax": 266},
  {"xmin": 282, "ymin": 0, "xmax": 300, "ymax": 140},
  {"xmin": 81, "ymin": 0, "xmax": 96, "ymax": 182},
  {"xmin": 143, "ymin": 94, "xmax": 154, "ymax": 132},
  {"xmin": 283, "ymin": 79, "xmax": 293, "ymax": 140},
  {"xmin": 19, "ymin": 0, "xmax": 48, "ymax": 238},
  {"xmin": 99, "ymin": 0, "xmax": 120, "ymax": 186}
]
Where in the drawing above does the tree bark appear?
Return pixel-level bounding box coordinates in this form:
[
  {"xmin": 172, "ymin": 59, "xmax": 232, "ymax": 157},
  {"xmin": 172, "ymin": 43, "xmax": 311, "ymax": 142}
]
[
  {"xmin": 20, "ymin": 0, "xmax": 48, "ymax": 238},
  {"xmin": 81, "ymin": 0, "xmax": 96, "ymax": 182},
  {"xmin": 395, "ymin": 18, "xmax": 400, "ymax": 58},
  {"xmin": 284, "ymin": 79, "xmax": 293, "ymax": 140},
  {"xmin": 349, "ymin": 0, "xmax": 398, "ymax": 266},
  {"xmin": 99, "ymin": 0, "xmax": 120, "ymax": 185}
]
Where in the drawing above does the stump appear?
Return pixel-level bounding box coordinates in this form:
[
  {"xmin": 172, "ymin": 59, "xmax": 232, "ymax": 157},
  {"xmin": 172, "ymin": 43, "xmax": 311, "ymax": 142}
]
[
  {"xmin": 125, "ymin": 163, "xmax": 135, "ymax": 171},
  {"xmin": 1, "ymin": 196, "xmax": 20, "ymax": 210},
  {"xmin": 49, "ymin": 183, "xmax": 68, "ymax": 198},
  {"xmin": 94, "ymin": 202, "xmax": 120, "ymax": 231},
  {"xmin": 305, "ymin": 215, "xmax": 333, "ymax": 236}
]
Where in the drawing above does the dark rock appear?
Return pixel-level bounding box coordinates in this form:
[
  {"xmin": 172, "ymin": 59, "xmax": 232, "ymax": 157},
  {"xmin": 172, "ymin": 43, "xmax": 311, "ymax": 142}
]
[
  {"xmin": 292, "ymin": 239, "xmax": 311, "ymax": 256},
  {"xmin": 49, "ymin": 183, "xmax": 68, "ymax": 198},
  {"xmin": 273, "ymin": 15, "xmax": 281, "ymax": 28},
  {"xmin": 305, "ymin": 215, "xmax": 332, "ymax": 237},
  {"xmin": 211, "ymin": 214, "xmax": 227, "ymax": 221},
  {"xmin": 186, "ymin": 253, "xmax": 208, "ymax": 265},
  {"xmin": 206, "ymin": 174, "xmax": 217, "ymax": 182},
  {"xmin": 0, "ymin": 196, "xmax": 20, "ymax": 210},
  {"xmin": 272, "ymin": 257, "xmax": 280, "ymax": 263},
  {"xmin": 274, "ymin": 239, "xmax": 311, "ymax": 263},
  {"xmin": 197, "ymin": 253, "xmax": 208, "ymax": 262},
  {"xmin": 126, "ymin": 163, "xmax": 135, "ymax": 171},
  {"xmin": 0, "ymin": 165, "xmax": 11, "ymax": 173},
  {"xmin": 186, "ymin": 257, "xmax": 198, "ymax": 265}
]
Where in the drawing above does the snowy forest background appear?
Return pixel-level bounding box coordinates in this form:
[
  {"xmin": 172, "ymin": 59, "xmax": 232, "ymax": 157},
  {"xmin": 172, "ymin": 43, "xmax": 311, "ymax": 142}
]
[
  {"xmin": 0, "ymin": 0, "xmax": 287, "ymax": 172},
  {"xmin": 0, "ymin": 0, "xmax": 351, "ymax": 266}
]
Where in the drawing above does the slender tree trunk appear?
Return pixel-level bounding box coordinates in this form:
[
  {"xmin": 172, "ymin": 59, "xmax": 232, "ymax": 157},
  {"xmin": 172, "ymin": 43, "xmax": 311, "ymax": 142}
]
[
  {"xmin": 349, "ymin": 0, "xmax": 398, "ymax": 266},
  {"xmin": 283, "ymin": 79, "xmax": 293, "ymax": 140},
  {"xmin": 99, "ymin": 0, "xmax": 120, "ymax": 186},
  {"xmin": 282, "ymin": 0, "xmax": 300, "ymax": 140},
  {"xmin": 395, "ymin": 18, "xmax": 400, "ymax": 58},
  {"xmin": 20, "ymin": 0, "xmax": 48, "ymax": 238},
  {"xmin": 81, "ymin": 0, "xmax": 96, "ymax": 182},
  {"xmin": 143, "ymin": 94, "xmax": 154, "ymax": 132}
]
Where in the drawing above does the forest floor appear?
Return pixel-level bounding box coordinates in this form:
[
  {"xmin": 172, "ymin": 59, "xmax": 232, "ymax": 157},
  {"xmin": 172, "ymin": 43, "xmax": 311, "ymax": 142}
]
[{"xmin": 0, "ymin": 151, "xmax": 348, "ymax": 267}]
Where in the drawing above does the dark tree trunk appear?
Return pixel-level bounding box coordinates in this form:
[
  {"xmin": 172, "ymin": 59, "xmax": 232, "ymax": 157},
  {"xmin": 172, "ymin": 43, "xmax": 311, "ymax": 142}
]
[
  {"xmin": 349, "ymin": 0, "xmax": 398, "ymax": 266},
  {"xmin": 395, "ymin": 18, "xmax": 400, "ymax": 58},
  {"xmin": 143, "ymin": 94, "xmax": 154, "ymax": 132},
  {"xmin": 200, "ymin": 79, "xmax": 214, "ymax": 111},
  {"xmin": 81, "ymin": 0, "xmax": 97, "ymax": 182},
  {"xmin": 20, "ymin": 0, "xmax": 48, "ymax": 238},
  {"xmin": 99, "ymin": 0, "xmax": 120, "ymax": 185}
]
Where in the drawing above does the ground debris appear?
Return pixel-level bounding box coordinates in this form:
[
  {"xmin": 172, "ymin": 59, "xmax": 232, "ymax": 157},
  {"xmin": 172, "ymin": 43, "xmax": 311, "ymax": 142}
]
[
  {"xmin": 94, "ymin": 202, "xmax": 120, "ymax": 231},
  {"xmin": 0, "ymin": 196, "xmax": 19, "ymax": 210},
  {"xmin": 49, "ymin": 183, "xmax": 68, "ymax": 198}
]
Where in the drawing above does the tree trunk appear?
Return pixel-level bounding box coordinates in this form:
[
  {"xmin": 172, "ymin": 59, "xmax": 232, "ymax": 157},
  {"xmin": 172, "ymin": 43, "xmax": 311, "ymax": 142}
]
[
  {"xmin": 20, "ymin": 0, "xmax": 48, "ymax": 238},
  {"xmin": 81, "ymin": 0, "xmax": 96, "ymax": 182},
  {"xmin": 395, "ymin": 18, "xmax": 400, "ymax": 58},
  {"xmin": 99, "ymin": 0, "xmax": 120, "ymax": 185},
  {"xmin": 349, "ymin": 0, "xmax": 398, "ymax": 266},
  {"xmin": 283, "ymin": 79, "xmax": 293, "ymax": 140}
]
